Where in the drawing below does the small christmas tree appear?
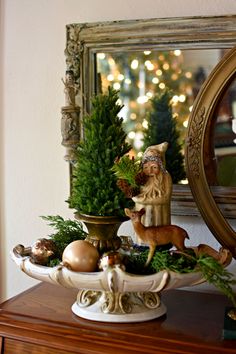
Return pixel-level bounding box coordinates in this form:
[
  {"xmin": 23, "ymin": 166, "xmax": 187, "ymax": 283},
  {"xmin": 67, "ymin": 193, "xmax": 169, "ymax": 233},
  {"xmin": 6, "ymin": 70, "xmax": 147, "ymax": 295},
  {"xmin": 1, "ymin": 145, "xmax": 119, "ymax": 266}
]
[
  {"xmin": 143, "ymin": 89, "xmax": 186, "ymax": 183},
  {"xmin": 69, "ymin": 87, "xmax": 131, "ymax": 216},
  {"xmin": 97, "ymin": 50, "xmax": 194, "ymax": 151}
]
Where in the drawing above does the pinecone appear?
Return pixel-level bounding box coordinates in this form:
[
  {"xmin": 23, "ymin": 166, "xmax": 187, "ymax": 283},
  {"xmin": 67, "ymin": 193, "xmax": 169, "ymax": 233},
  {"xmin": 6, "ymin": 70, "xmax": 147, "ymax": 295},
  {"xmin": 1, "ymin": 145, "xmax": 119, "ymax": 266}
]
[
  {"xmin": 117, "ymin": 179, "xmax": 138, "ymax": 198},
  {"xmin": 135, "ymin": 171, "xmax": 148, "ymax": 186}
]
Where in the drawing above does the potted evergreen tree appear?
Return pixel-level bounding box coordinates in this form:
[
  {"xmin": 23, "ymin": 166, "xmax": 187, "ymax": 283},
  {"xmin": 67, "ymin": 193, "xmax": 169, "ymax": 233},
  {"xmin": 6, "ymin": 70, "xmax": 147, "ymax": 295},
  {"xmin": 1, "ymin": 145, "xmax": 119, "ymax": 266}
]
[{"xmin": 69, "ymin": 87, "xmax": 132, "ymax": 252}]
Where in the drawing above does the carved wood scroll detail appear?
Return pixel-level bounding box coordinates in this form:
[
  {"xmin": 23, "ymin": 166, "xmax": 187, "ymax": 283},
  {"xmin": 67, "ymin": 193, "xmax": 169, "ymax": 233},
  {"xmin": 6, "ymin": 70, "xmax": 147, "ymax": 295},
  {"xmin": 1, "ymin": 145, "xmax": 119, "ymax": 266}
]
[
  {"xmin": 61, "ymin": 25, "xmax": 86, "ymax": 163},
  {"xmin": 65, "ymin": 24, "xmax": 85, "ymax": 83},
  {"xmin": 186, "ymin": 106, "xmax": 205, "ymax": 178}
]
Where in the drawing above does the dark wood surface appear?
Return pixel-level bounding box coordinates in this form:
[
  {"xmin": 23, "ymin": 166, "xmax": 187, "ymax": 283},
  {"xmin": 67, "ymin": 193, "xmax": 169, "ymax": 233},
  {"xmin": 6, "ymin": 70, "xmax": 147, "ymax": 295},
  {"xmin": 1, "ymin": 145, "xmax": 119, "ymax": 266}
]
[{"xmin": 0, "ymin": 283, "xmax": 235, "ymax": 353}]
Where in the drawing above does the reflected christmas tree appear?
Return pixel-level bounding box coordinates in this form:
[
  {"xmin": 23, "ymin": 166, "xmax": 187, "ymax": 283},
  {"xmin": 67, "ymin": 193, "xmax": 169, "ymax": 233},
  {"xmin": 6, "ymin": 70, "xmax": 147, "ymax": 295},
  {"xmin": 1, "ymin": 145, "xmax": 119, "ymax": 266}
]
[
  {"xmin": 97, "ymin": 49, "xmax": 195, "ymax": 158},
  {"xmin": 143, "ymin": 89, "xmax": 186, "ymax": 183}
]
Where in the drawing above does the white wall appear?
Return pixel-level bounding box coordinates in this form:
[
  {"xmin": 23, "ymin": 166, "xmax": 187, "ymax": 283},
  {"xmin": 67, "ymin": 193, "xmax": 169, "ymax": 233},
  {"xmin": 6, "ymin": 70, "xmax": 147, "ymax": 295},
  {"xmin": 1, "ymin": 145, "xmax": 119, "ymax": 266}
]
[{"xmin": 1, "ymin": 0, "xmax": 236, "ymax": 301}]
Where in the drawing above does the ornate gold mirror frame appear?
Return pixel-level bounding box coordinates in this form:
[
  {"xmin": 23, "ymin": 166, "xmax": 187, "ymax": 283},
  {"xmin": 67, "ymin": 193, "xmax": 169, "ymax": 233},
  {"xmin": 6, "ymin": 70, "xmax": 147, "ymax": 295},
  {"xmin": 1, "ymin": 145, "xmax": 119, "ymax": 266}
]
[
  {"xmin": 63, "ymin": 15, "xmax": 236, "ymax": 218},
  {"xmin": 186, "ymin": 46, "xmax": 236, "ymax": 258}
]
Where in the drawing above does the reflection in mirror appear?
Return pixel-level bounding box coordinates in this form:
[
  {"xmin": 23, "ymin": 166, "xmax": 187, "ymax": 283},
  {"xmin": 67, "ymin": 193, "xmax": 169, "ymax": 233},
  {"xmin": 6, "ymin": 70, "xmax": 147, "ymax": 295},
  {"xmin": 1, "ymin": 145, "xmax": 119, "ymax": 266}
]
[
  {"xmin": 64, "ymin": 15, "xmax": 236, "ymax": 217},
  {"xmin": 214, "ymin": 76, "xmax": 236, "ymax": 187},
  {"xmin": 97, "ymin": 49, "xmax": 225, "ymax": 164},
  {"xmin": 186, "ymin": 46, "xmax": 236, "ymax": 256}
]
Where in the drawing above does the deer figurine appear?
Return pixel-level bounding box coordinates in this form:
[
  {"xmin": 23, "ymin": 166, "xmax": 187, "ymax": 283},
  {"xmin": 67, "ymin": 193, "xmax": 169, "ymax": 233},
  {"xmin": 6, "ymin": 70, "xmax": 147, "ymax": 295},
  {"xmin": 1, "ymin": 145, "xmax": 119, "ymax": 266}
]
[{"xmin": 125, "ymin": 208, "xmax": 189, "ymax": 266}]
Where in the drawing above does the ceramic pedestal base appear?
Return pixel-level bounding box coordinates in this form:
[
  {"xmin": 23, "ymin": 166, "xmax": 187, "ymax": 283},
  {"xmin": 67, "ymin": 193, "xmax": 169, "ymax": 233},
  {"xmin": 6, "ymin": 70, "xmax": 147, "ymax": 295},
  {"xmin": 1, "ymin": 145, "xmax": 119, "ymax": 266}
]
[
  {"xmin": 72, "ymin": 290, "xmax": 166, "ymax": 322},
  {"xmin": 11, "ymin": 247, "xmax": 211, "ymax": 323}
]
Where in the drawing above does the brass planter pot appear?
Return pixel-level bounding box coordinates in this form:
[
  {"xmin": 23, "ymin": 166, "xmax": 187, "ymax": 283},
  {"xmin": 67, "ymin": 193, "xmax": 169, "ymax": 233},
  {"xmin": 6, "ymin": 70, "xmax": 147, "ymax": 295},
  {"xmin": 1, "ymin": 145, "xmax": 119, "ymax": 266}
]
[{"xmin": 75, "ymin": 213, "xmax": 127, "ymax": 253}]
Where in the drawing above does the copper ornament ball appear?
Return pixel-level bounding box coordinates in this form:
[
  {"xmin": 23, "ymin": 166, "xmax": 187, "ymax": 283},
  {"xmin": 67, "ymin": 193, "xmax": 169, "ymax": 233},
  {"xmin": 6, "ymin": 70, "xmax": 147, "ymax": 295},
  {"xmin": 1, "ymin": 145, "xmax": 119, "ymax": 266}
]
[
  {"xmin": 62, "ymin": 240, "xmax": 99, "ymax": 272},
  {"xmin": 31, "ymin": 238, "xmax": 56, "ymax": 265}
]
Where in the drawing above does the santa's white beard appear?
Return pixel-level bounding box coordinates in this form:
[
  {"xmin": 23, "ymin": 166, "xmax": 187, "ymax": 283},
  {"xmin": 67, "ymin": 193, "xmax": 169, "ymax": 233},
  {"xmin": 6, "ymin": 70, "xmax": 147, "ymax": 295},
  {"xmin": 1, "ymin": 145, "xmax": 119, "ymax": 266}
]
[{"xmin": 141, "ymin": 173, "xmax": 165, "ymax": 199}]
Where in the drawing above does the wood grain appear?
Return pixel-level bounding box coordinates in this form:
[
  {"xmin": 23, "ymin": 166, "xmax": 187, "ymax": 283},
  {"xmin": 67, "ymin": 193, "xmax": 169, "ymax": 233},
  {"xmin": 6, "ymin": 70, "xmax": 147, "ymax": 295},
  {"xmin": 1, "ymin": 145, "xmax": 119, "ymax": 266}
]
[{"xmin": 0, "ymin": 283, "xmax": 235, "ymax": 353}]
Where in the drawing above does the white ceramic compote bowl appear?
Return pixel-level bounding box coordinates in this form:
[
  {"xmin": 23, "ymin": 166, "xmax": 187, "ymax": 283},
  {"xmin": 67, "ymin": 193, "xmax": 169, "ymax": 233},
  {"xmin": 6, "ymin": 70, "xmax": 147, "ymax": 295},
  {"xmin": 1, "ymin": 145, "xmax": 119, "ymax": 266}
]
[{"xmin": 11, "ymin": 239, "xmax": 231, "ymax": 323}]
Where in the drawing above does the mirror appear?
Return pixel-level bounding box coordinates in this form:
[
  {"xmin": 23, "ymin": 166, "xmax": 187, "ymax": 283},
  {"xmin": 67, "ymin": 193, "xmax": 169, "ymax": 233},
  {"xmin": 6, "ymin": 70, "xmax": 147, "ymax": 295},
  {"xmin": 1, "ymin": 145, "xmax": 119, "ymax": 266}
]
[
  {"xmin": 96, "ymin": 48, "xmax": 223, "ymax": 160},
  {"xmin": 214, "ymin": 77, "xmax": 236, "ymax": 187},
  {"xmin": 63, "ymin": 15, "xmax": 236, "ymax": 217},
  {"xmin": 186, "ymin": 46, "xmax": 236, "ymax": 258}
]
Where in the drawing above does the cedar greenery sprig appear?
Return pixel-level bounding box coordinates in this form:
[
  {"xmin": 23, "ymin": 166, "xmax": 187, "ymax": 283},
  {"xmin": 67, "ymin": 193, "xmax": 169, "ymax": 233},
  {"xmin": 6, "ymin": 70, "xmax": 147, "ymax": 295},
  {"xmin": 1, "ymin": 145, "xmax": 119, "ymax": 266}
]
[
  {"xmin": 41, "ymin": 215, "xmax": 87, "ymax": 259},
  {"xmin": 196, "ymin": 254, "xmax": 236, "ymax": 307},
  {"xmin": 126, "ymin": 249, "xmax": 236, "ymax": 306},
  {"xmin": 150, "ymin": 249, "xmax": 197, "ymax": 273},
  {"xmin": 125, "ymin": 248, "xmax": 196, "ymax": 275},
  {"xmin": 111, "ymin": 155, "xmax": 142, "ymax": 188}
]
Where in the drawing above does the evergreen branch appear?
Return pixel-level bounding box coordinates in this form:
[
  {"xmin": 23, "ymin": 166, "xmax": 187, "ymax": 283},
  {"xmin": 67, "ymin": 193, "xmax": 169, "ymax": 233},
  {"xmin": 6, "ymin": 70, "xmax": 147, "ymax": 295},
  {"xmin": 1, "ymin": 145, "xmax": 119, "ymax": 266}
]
[
  {"xmin": 111, "ymin": 155, "xmax": 142, "ymax": 188},
  {"xmin": 126, "ymin": 249, "xmax": 236, "ymax": 306},
  {"xmin": 196, "ymin": 255, "xmax": 236, "ymax": 307},
  {"xmin": 41, "ymin": 215, "xmax": 84, "ymax": 234},
  {"xmin": 41, "ymin": 215, "xmax": 87, "ymax": 257}
]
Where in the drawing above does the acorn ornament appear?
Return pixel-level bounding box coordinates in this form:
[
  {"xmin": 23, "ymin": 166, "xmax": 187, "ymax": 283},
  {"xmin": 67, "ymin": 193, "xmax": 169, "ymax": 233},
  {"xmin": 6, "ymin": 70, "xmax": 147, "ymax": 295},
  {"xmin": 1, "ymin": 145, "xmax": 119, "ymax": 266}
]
[
  {"xmin": 99, "ymin": 251, "xmax": 125, "ymax": 271},
  {"xmin": 31, "ymin": 238, "xmax": 56, "ymax": 265},
  {"xmin": 62, "ymin": 240, "xmax": 99, "ymax": 272}
]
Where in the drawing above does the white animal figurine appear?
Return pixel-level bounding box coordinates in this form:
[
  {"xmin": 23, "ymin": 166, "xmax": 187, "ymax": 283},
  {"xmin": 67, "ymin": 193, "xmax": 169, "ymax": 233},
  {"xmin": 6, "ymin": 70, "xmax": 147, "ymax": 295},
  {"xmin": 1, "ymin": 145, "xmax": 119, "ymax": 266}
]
[{"xmin": 125, "ymin": 208, "xmax": 189, "ymax": 266}]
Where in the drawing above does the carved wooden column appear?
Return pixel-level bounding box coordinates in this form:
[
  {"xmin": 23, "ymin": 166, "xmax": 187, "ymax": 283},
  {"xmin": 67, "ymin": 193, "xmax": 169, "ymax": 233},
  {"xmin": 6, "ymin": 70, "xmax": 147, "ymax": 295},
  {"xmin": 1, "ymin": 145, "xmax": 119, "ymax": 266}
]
[
  {"xmin": 61, "ymin": 105, "xmax": 80, "ymax": 163},
  {"xmin": 61, "ymin": 23, "xmax": 85, "ymax": 164},
  {"xmin": 61, "ymin": 69, "xmax": 80, "ymax": 162}
]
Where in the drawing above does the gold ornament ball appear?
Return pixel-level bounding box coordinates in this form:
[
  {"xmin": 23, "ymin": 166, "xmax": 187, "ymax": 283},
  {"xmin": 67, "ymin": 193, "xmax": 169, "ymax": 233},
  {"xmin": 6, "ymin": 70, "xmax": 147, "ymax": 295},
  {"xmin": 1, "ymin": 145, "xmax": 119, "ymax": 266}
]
[{"xmin": 62, "ymin": 240, "xmax": 99, "ymax": 272}]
